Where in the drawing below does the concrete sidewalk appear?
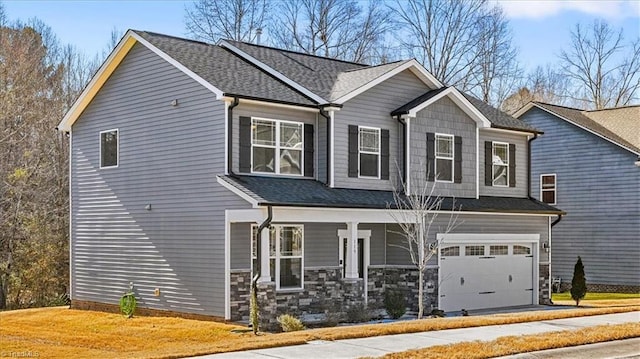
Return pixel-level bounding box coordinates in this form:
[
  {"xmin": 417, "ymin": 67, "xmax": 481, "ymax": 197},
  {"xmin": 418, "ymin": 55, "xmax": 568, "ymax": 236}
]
[{"xmin": 192, "ymin": 311, "xmax": 640, "ymax": 359}]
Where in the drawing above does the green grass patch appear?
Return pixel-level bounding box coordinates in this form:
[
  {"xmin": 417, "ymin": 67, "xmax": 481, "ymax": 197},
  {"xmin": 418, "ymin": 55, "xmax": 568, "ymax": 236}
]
[{"xmin": 552, "ymin": 292, "xmax": 640, "ymax": 301}]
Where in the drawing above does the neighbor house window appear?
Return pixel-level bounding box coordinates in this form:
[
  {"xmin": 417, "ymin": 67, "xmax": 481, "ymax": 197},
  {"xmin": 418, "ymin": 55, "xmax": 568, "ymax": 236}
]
[
  {"xmin": 540, "ymin": 174, "xmax": 556, "ymax": 204},
  {"xmin": 435, "ymin": 134, "xmax": 454, "ymax": 182},
  {"xmin": 251, "ymin": 225, "xmax": 303, "ymax": 289},
  {"xmin": 252, "ymin": 118, "xmax": 303, "ymax": 175},
  {"xmin": 359, "ymin": 126, "xmax": 380, "ymax": 178},
  {"xmin": 492, "ymin": 142, "xmax": 509, "ymax": 186},
  {"xmin": 100, "ymin": 129, "xmax": 118, "ymax": 168}
]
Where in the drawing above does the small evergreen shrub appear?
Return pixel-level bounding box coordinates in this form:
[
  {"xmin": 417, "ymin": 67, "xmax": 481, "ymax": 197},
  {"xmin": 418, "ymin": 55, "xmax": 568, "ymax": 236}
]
[
  {"xmin": 277, "ymin": 314, "xmax": 305, "ymax": 332},
  {"xmin": 571, "ymin": 256, "xmax": 587, "ymax": 306},
  {"xmin": 384, "ymin": 290, "xmax": 406, "ymax": 319},
  {"xmin": 119, "ymin": 291, "xmax": 137, "ymax": 318},
  {"xmin": 345, "ymin": 303, "xmax": 370, "ymax": 323}
]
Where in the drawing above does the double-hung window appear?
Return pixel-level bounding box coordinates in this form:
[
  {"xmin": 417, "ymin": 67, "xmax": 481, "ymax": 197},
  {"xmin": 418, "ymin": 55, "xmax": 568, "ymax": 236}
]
[
  {"xmin": 492, "ymin": 142, "xmax": 509, "ymax": 186},
  {"xmin": 252, "ymin": 118, "xmax": 303, "ymax": 175},
  {"xmin": 435, "ymin": 134, "xmax": 454, "ymax": 182},
  {"xmin": 359, "ymin": 126, "xmax": 380, "ymax": 178},
  {"xmin": 540, "ymin": 174, "xmax": 556, "ymax": 204},
  {"xmin": 251, "ymin": 225, "xmax": 304, "ymax": 290},
  {"xmin": 100, "ymin": 129, "xmax": 119, "ymax": 168}
]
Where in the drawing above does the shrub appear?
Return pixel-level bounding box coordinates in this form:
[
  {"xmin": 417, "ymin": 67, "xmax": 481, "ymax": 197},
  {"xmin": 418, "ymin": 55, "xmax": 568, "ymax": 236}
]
[
  {"xmin": 277, "ymin": 314, "xmax": 305, "ymax": 332},
  {"xmin": 571, "ymin": 256, "xmax": 587, "ymax": 306},
  {"xmin": 345, "ymin": 303, "xmax": 370, "ymax": 323},
  {"xmin": 119, "ymin": 291, "xmax": 137, "ymax": 318},
  {"xmin": 384, "ymin": 290, "xmax": 406, "ymax": 319}
]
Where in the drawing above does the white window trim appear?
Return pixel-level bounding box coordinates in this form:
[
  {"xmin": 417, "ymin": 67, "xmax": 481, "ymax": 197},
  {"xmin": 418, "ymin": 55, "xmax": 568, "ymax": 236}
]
[
  {"xmin": 251, "ymin": 224, "xmax": 304, "ymax": 290},
  {"xmin": 540, "ymin": 173, "xmax": 557, "ymax": 205},
  {"xmin": 435, "ymin": 133, "xmax": 454, "ymax": 183},
  {"xmin": 358, "ymin": 126, "xmax": 381, "ymax": 179},
  {"xmin": 491, "ymin": 141, "xmax": 509, "ymax": 187},
  {"xmin": 99, "ymin": 128, "xmax": 119, "ymax": 169},
  {"xmin": 251, "ymin": 117, "xmax": 304, "ymax": 176}
]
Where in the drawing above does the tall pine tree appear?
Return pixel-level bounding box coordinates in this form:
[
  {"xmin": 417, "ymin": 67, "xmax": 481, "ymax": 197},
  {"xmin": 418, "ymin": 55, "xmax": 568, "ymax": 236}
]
[{"xmin": 571, "ymin": 256, "xmax": 587, "ymax": 306}]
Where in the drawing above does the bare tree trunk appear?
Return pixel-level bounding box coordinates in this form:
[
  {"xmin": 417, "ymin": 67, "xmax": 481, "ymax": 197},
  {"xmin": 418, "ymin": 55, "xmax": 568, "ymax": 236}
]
[{"xmin": 418, "ymin": 268, "xmax": 424, "ymax": 319}]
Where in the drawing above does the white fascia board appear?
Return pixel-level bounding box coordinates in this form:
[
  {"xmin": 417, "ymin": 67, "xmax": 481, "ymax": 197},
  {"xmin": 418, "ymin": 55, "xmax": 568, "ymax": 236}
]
[
  {"xmin": 216, "ymin": 176, "xmax": 260, "ymax": 207},
  {"xmin": 518, "ymin": 103, "xmax": 640, "ymax": 156},
  {"xmin": 130, "ymin": 32, "xmax": 224, "ymax": 99},
  {"xmin": 218, "ymin": 40, "xmax": 327, "ymax": 104},
  {"xmin": 512, "ymin": 102, "xmax": 536, "ymax": 119},
  {"xmin": 407, "ymin": 87, "xmax": 491, "ymax": 128},
  {"xmin": 334, "ymin": 59, "xmax": 442, "ymax": 104}
]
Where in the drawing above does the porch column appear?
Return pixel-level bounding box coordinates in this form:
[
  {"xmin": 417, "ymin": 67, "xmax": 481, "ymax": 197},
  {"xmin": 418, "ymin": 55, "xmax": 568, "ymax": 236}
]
[
  {"xmin": 258, "ymin": 227, "xmax": 271, "ymax": 282},
  {"xmin": 345, "ymin": 221, "xmax": 359, "ymax": 279}
]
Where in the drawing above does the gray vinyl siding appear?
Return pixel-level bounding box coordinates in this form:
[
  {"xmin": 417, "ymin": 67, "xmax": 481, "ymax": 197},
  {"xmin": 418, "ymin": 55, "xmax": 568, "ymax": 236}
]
[
  {"xmin": 479, "ymin": 130, "xmax": 529, "ymax": 197},
  {"xmin": 231, "ymin": 103, "xmax": 319, "ymax": 177},
  {"xmin": 334, "ymin": 70, "xmax": 430, "ymax": 190},
  {"xmin": 522, "ymin": 107, "xmax": 640, "ymax": 286},
  {"xmin": 386, "ymin": 214, "xmax": 550, "ymax": 265},
  {"xmin": 70, "ymin": 43, "xmax": 249, "ymax": 317},
  {"xmin": 411, "ymin": 96, "xmax": 477, "ymax": 198},
  {"xmin": 317, "ymin": 118, "xmax": 328, "ymax": 183}
]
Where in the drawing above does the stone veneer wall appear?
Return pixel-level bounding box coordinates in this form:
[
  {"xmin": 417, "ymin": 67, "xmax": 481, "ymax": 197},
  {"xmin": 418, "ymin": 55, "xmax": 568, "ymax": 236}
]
[
  {"xmin": 368, "ymin": 266, "xmax": 439, "ymax": 314},
  {"xmin": 539, "ymin": 263, "xmax": 551, "ymax": 304},
  {"xmin": 558, "ymin": 282, "xmax": 640, "ymax": 294}
]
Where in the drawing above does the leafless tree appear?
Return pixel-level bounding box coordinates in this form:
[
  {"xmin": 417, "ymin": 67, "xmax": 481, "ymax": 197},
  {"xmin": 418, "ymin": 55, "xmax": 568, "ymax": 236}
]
[
  {"xmin": 185, "ymin": 0, "xmax": 272, "ymax": 43},
  {"xmin": 501, "ymin": 65, "xmax": 570, "ymax": 114},
  {"xmin": 388, "ymin": 167, "xmax": 460, "ymax": 319},
  {"xmin": 559, "ymin": 20, "xmax": 640, "ymax": 109},
  {"xmin": 270, "ymin": 0, "xmax": 394, "ymax": 63}
]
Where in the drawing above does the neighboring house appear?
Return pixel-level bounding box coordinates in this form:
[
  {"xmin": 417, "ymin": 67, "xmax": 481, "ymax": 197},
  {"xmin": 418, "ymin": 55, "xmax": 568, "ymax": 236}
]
[
  {"xmin": 57, "ymin": 30, "xmax": 562, "ymax": 327},
  {"xmin": 516, "ymin": 103, "xmax": 639, "ymax": 293}
]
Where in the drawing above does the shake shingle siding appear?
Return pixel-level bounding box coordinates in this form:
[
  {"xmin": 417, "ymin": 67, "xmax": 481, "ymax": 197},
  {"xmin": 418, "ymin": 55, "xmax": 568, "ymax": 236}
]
[
  {"xmin": 71, "ymin": 43, "xmax": 249, "ymax": 317},
  {"xmin": 522, "ymin": 107, "xmax": 640, "ymax": 287}
]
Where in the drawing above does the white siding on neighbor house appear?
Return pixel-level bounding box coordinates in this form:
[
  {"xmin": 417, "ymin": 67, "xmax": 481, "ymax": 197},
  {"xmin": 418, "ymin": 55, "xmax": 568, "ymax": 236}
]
[
  {"xmin": 334, "ymin": 69, "xmax": 431, "ymax": 190},
  {"xmin": 522, "ymin": 107, "xmax": 640, "ymax": 287},
  {"xmin": 479, "ymin": 130, "xmax": 529, "ymax": 198},
  {"xmin": 71, "ymin": 43, "xmax": 249, "ymax": 318},
  {"xmin": 410, "ymin": 96, "xmax": 477, "ymax": 198}
]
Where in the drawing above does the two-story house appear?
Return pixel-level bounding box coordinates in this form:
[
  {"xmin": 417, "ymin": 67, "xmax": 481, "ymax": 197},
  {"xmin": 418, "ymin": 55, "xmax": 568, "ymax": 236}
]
[
  {"xmin": 57, "ymin": 30, "xmax": 562, "ymax": 326},
  {"xmin": 516, "ymin": 102, "xmax": 639, "ymax": 293}
]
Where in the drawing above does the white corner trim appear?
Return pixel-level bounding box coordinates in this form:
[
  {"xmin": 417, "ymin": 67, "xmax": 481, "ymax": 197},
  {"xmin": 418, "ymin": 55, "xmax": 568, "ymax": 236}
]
[
  {"xmin": 216, "ymin": 176, "xmax": 259, "ymax": 207},
  {"xmin": 130, "ymin": 32, "xmax": 224, "ymax": 99},
  {"xmin": 475, "ymin": 127, "xmax": 480, "ymax": 199},
  {"xmin": 407, "ymin": 87, "xmax": 491, "ymax": 129},
  {"xmin": 219, "ymin": 40, "xmax": 327, "ymax": 104},
  {"xmin": 334, "ymin": 59, "xmax": 442, "ymax": 104},
  {"xmin": 224, "ymin": 211, "xmax": 231, "ymax": 320}
]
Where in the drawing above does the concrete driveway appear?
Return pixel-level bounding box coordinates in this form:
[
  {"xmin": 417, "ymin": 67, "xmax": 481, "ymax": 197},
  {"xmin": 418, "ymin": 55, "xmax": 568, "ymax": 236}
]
[{"xmin": 191, "ymin": 311, "xmax": 640, "ymax": 359}]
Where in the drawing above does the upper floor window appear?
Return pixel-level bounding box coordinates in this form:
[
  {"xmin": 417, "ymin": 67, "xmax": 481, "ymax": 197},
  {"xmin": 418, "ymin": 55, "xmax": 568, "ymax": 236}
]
[
  {"xmin": 252, "ymin": 118, "xmax": 303, "ymax": 175},
  {"xmin": 435, "ymin": 134, "xmax": 454, "ymax": 182},
  {"xmin": 100, "ymin": 129, "xmax": 118, "ymax": 168},
  {"xmin": 251, "ymin": 225, "xmax": 304, "ymax": 290},
  {"xmin": 359, "ymin": 126, "xmax": 380, "ymax": 178},
  {"xmin": 492, "ymin": 142, "xmax": 509, "ymax": 186},
  {"xmin": 540, "ymin": 174, "xmax": 556, "ymax": 204}
]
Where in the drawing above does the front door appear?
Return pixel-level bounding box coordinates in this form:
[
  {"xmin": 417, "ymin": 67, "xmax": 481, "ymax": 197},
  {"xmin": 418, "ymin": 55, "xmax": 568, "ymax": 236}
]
[{"xmin": 340, "ymin": 238, "xmax": 364, "ymax": 278}]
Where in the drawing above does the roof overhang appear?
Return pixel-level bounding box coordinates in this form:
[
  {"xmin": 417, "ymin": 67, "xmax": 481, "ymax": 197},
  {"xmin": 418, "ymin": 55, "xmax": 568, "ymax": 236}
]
[
  {"xmin": 334, "ymin": 59, "xmax": 443, "ymax": 104},
  {"xmin": 399, "ymin": 87, "xmax": 491, "ymax": 128},
  {"xmin": 57, "ymin": 30, "xmax": 225, "ymax": 132}
]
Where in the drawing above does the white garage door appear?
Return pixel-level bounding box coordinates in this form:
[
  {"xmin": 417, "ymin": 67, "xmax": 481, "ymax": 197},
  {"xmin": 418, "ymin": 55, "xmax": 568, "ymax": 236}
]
[{"xmin": 439, "ymin": 243, "xmax": 534, "ymax": 312}]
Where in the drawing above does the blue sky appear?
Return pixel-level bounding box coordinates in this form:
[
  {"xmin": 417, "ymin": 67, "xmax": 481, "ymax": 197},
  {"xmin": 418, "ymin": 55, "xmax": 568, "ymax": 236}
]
[{"xmin": 3, "ymin": 0, "xmax": 639, "ymax": 72}]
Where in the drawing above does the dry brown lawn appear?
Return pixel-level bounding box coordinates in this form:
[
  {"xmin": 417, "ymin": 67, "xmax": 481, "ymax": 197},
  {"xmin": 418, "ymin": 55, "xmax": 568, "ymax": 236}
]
[
  {"xmin": 379, "ymin": 322, "xmax": 640, "ymax": 359},
  {"xmin": 1, "ymin": 305, "xmax": 639, "ymax": 359}
]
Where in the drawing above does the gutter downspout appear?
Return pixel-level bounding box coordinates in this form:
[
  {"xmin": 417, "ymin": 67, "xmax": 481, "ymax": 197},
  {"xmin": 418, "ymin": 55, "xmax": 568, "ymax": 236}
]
[
  {"xmin": 551, "ymin": 214, "xmax": 562, "ymax": 227},
  {"xmin": 527, "ymin": 133, "xmax": 538, "ymax": 199},
  {"xmin": 251, "ymin": 205, "xmax": 273, "ymax": 333},
  {"xmin": 395, "ymin": 115, "xmax": 407, "ymax": 187},
  {"xmin": 227, "ymin": 97, "xmax": 239, "ymax": 175},
  {"xmin": 319, "ymin": 107, "xmax": 331, "ymax": 185}
]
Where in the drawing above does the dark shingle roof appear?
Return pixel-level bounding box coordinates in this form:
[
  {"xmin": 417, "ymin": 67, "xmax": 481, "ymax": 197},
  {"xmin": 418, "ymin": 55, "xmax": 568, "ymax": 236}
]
[
  {"xmin": 463, "ymin": 93, "xmax": 541, "ymax": 133},
  {"xmin": 220, "ymin": 175, "xmax": 563, "ymax": 214},
  {"xmin": 534, "ymin": 102, "xmax": 640, "ymax": 153},
  {"xmin": 135, "ymin": 31, "xmax": 317, "ymax": 106},
  {"xmin": 391, "ymin": 87, "xmax": 450, "ymax": 116}
]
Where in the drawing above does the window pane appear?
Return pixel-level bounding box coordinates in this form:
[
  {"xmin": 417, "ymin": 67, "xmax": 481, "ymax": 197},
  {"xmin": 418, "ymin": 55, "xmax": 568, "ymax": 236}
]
[
  {"xmin": 252, "ymin": 120, "xmax": 276, "ymax": 146},
  {"xmin": 359, "ymin": 128, "xmax": 379, "ymax": 153},
  {"xmin": 252, "ymin": 147, "xmax": 275, "ymax": 172},
  {"xmin": 436, "ymin": 135, "xmax": 453, "ymax": 157},
  {"xmin": 493, "ymin": 143, "xmax": 508, "ymax": 165},
  {"xmin": 280, "ymin": 226, "xmax": 302, "ymax": 256},
  {"xmin": 280, "ymin": 258, "xmax": 302, "ymax": 288},
  {"xmin": 280, "ymin": 122, "xmax": 303, "ymax": 149},
  {"xmin": 542, "ymin": 175, "xmax": 555, "ymax": 188},
  {"xmin": 490, "ymin": 245, "xmax": 508, "ymax": 255},
  {"xmin": 493, "ymin": 164, "xmax": 508, "ymax": 186},
  {"xmin": 465, "ymin": 245, "xmax": 485, "ymax": 256},
  {"xmin": 542, "ymin": 190, "xmax": 555, "ymax": 204},
  {"xmin": 280, "ymin": 149, "xmax": 302, "ymax": 175},
  {"xmin": 436, "ymin": 158, "xmax": 453, "ymax": 181},
  {"xmin": 441, "ymin": 246, "xmax": 460, "ymax": 256},
  {"xmin": 513, "ymin": 245, "xmax": 531, "ymax": 255},
  {"xmin": 101, "ymin": 130, "xmax": 118, "ymax": 167},
  {"xmin": 360, "ymin": 153, "xmax": 379, "ymax": 177}
]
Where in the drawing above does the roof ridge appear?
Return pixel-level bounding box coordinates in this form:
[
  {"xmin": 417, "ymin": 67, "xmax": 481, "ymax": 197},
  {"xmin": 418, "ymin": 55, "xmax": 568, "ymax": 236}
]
[
  {"xmin": 223, "ymin": 39, "xmax": 370, "ymax": 67},
  {"xmin": 585, "ymin": 104, "xmax": 640, "ymax": 112},
  {"xmin": 533, "ymin": 101, "xmax": 583, "ymax": 111},
  {"xmin": 133, "ymin": 30, "xmax": 217, "ymax": 48}
]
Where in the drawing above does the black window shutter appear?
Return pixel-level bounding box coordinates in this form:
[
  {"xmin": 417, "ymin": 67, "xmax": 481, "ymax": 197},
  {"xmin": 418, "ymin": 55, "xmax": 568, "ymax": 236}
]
[
  {"xmin": 426, "ymin": 132, "xmax": 435, "ymax": 181},
  {"xmin": 239, "ymin": 116, "xmax": 252, "ymax": 173},
  {"xmin": 304, "ymin": 124, "xmax": 314, "ymax": 177},
  {"xmin": 381, "ymin": 129, "xmax": 389, "ymax": 180},
  {"xmin": 484, "ymin": 141, "xmax": 492, "ymax": 186},
  {"xmin": 454, "ymin": 136, "xmax": 462, "ymax": 183},
  {"xmin": 348, "ymin": 125, "xmax": 358, "ymax": 177},
  {"xmin": 509, "ymin": 143, "xmax": 516, "ymax": 187}
]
